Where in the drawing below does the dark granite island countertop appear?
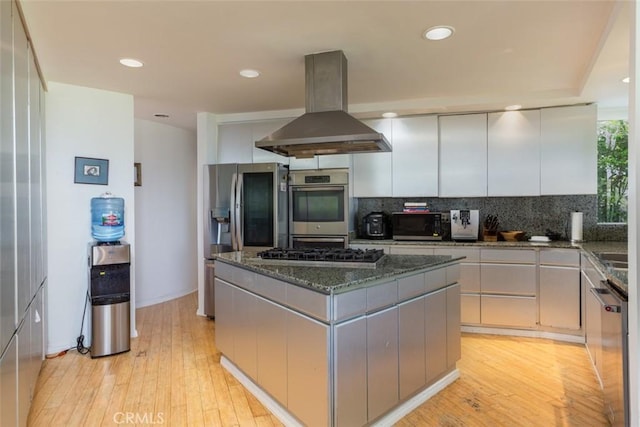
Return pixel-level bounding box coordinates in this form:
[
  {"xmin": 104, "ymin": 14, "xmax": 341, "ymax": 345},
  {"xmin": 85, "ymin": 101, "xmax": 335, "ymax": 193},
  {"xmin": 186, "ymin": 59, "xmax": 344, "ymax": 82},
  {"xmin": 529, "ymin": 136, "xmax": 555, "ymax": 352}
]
[{"xmin": 214, "ymin": 249, "xmax": 464, "ymax": 294}]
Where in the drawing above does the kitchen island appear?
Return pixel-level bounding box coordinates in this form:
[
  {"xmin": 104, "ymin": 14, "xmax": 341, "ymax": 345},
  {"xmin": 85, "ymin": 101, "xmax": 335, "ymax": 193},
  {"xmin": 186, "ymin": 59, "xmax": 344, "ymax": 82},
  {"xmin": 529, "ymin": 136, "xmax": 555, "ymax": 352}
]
[{"xmin": 214, "ymin": 250, "xmax": 463, "ymax": 427}]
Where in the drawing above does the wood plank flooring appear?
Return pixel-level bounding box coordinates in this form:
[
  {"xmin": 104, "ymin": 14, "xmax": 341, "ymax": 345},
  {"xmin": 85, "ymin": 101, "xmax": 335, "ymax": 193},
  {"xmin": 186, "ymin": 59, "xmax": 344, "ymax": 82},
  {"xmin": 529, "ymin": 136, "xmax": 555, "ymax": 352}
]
[{"xmin": 28, "ymin": 292, "xmax": 608, "ymax": 426}]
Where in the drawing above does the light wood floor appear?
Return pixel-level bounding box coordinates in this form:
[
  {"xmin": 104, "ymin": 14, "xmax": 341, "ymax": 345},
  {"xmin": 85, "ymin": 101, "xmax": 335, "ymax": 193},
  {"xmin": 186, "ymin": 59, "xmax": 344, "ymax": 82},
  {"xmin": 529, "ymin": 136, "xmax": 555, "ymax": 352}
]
[{"xmin": 28, "ymin": 292, "xmax": 608, "ymax": 426}]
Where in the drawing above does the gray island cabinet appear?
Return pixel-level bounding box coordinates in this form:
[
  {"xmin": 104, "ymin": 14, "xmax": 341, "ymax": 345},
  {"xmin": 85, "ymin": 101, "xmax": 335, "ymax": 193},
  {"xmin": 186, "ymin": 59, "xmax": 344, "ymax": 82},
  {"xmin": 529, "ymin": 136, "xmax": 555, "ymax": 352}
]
[{"xmin": 213, "ymin": 251, "xmax": 463, "ymax": 427}]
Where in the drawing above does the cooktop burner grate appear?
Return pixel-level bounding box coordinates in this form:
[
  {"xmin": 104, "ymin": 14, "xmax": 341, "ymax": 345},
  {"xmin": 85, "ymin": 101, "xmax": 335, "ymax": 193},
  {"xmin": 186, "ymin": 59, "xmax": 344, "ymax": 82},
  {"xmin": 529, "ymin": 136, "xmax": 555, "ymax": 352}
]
[{"xmin": 257, "ymin": 248, "xmax": 385, "ymax": 263}]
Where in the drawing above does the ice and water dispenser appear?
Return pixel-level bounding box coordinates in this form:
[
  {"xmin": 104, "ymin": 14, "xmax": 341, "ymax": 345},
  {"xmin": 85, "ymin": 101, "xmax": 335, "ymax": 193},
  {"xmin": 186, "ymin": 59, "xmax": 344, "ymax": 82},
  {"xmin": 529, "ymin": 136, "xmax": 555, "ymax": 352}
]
[{"xmin": 89, "ymin": 194, "xmax": 130, "ymax": 358}]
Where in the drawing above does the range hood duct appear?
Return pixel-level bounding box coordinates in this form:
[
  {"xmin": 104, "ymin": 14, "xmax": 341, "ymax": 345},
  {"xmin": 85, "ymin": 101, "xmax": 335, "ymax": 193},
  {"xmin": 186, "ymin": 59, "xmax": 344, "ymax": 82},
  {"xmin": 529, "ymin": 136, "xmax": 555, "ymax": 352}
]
[{"xmin": 255, "ymin": 50, "xmax": 392, "ymax": 158}]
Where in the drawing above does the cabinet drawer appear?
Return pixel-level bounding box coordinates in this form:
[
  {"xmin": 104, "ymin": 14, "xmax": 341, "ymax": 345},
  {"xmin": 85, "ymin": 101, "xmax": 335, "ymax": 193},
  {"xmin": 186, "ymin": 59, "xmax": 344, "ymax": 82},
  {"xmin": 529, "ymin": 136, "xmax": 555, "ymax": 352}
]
[
  {"xmin": 481, "ymin": 264, "xmax": 536, "ymax": 296},
  {"xmin": 480, "ymin": 249, "xmax": 536, "ymax": 264},
  {"xmin": 481, "ymin": 295, "xmax": 537, "ymax": 328},
  {"xmin": 539, "ymin": 249, "xmax": 580, "ymax": 267}
]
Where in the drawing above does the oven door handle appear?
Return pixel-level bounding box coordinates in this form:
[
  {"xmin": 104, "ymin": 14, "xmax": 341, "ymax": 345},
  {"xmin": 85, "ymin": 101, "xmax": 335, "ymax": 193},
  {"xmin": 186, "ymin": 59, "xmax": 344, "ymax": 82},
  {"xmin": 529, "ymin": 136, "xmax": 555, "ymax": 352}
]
[
  {"xmin": 291, "ymin": 186, "xmax": 343, "ymax": 192},
  {"xmin": 293, "ymin": 237, "xmax": 346, "ymax": 243}
]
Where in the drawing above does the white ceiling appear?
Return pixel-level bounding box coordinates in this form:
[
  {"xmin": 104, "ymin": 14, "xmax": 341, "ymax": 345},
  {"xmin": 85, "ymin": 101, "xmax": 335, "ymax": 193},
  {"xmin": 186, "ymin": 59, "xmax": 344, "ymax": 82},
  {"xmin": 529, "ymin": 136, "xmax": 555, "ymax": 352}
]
[{"xmin": 19, "ymin": 0, "xmax": 630, "ymax": 132}]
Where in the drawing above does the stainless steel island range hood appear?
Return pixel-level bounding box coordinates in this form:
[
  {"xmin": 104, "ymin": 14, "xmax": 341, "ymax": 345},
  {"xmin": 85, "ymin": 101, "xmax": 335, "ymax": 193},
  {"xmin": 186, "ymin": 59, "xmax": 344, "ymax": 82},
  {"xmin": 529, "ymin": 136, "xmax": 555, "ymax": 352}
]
[{"xmin": 255, "ymin": 50, "xmax": 392, "ymax": 158}]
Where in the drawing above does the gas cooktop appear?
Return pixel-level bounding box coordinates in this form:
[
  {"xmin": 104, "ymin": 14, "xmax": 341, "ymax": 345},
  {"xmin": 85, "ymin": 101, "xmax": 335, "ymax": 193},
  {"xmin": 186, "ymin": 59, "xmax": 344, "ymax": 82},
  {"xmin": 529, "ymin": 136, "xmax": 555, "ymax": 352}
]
[{"xmin": 256, "ymin": 248, "xmax": 385, "ymax": 269}]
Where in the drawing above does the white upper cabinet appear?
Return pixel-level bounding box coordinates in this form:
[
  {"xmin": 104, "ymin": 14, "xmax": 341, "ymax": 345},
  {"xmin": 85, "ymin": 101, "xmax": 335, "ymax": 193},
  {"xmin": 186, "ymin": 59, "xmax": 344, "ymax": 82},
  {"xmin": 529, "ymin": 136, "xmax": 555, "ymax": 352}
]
[
  {"xmin": 438, "ymin": 114, "xmax": 488, "ymax": 197},
  {"xmin": 353, "ymin": 119, "xmax": 393, "ymax": 197},
  {"xmin": 487, "ymin": 110, "xmax": 541, "ymax": 196},
  {"xmin": 251, "ymin": 119, "xmax": 291, "ymax": 165},
  {"xmin": 392, "ymin": 116, "xmax": 438, "ymax": 197},
  {"xmin": 218, "ymin": 122, "xmax": 254, "ymax": 164},
  {"xmin": 540, "ymin": 104, "xmax": 597, "ymax": 195}
]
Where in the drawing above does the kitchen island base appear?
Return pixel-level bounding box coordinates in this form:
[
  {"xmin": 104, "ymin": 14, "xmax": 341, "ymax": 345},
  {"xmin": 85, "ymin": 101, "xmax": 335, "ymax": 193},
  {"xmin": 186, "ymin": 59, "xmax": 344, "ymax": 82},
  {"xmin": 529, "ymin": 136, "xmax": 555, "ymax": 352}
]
[
  {"xmin": 213, "ymin": 251, "xmax": 463, "ymax": 427},
  {"xmin": 221, "ymin": 355, "xmax": 460, "ymax": 427}
]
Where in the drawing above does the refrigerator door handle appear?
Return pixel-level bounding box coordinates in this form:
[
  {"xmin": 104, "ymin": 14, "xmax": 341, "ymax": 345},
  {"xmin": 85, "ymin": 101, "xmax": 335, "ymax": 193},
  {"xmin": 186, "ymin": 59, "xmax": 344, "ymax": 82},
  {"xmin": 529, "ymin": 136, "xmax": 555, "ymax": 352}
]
[
  {"xmin": 230, "ymin": 172, "xmax": 238, "ymax": 250},
  {"xmin": 235, "ymin": 173, "xmax": 244, "ymax": 250}
]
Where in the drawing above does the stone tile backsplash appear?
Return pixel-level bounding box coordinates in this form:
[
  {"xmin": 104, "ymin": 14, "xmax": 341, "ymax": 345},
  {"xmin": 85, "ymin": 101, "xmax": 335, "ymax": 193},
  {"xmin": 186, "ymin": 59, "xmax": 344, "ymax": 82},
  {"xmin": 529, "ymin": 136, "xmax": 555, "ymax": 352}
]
[{"xmin": 356, "ymin": 195, "xmax": 627, "ymax": 241}]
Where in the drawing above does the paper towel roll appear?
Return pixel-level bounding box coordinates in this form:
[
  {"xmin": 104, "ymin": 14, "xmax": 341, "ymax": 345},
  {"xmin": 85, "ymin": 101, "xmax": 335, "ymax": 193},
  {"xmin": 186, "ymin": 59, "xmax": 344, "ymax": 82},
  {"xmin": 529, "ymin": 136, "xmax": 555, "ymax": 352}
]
[{"xmin": 571, "ymin": 212, "xmax": 583, "ymax": 242}]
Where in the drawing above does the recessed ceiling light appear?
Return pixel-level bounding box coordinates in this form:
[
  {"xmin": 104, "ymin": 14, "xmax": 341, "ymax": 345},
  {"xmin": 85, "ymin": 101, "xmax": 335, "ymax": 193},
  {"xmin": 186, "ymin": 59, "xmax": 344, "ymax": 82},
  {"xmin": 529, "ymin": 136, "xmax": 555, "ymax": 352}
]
[
  {"xmin": 505, "ymin": 104, "xmax": 522, "ymax": 111},
  {"xmin": 119, "ymin": 58, "xmax": 144, "ymax": 68},
  {"xmin": 154, "ymin": 114, "xmax": 170, "ymax": 118},
  {"xmin": 239, "ymin": 69, "xmax": 260, "ymax": 78},
  {"xmin": 423, "ymin": 26, "xmax": 455, "ymax": 41},
  {"xmin": 623, "ymin": 77, "xmax": 630, "ymax": 83},
  {"xmin": 382, "ymin": 112, "xmax": 398, "ymax": 118}
]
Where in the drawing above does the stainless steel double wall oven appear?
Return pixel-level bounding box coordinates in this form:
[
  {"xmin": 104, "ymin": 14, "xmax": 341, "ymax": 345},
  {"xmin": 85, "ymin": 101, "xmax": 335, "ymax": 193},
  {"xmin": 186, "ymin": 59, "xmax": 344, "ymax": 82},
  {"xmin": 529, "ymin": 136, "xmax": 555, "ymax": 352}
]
[{"xmin": 289, "ymin": 168, "xmax": 350, "ymax": 248}]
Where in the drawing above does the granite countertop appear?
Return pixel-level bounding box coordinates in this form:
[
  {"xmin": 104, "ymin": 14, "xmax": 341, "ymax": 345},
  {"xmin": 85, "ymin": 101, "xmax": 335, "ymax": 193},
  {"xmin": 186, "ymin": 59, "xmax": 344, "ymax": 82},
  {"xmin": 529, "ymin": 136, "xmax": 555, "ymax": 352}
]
[
  {"xmin": 214, "ymin": 249, "xmax": 464, "ymax": 294},
  {"xmin": 580, "ymin": 241, "xmax": 628, "ymax": 298},
  {"xmin": 352, "ymin": 238, "xmax": 629, "ymax": 298},
  {"xmin": 350, "ymin": 238, "xmax": 581, "ymax": 249}
]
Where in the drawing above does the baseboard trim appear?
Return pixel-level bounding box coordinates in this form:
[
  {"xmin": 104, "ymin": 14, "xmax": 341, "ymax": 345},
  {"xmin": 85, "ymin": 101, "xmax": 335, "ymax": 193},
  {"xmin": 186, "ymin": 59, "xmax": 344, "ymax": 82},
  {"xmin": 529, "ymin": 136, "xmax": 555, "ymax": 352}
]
[
  {"xmin": 221, "ymin": 356, "xmax": 459, "ymax": 426},
  {"xmin": 461, "ymin": 325, "xmax": 585, "ymax": 344}
]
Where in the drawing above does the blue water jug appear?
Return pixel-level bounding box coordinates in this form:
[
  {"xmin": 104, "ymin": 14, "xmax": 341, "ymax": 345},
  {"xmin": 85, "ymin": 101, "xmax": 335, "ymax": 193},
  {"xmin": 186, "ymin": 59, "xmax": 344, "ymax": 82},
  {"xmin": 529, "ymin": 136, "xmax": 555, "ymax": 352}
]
[{"xmin": 91, "ymin": 193, "xmax": 125, "ymax": 242}]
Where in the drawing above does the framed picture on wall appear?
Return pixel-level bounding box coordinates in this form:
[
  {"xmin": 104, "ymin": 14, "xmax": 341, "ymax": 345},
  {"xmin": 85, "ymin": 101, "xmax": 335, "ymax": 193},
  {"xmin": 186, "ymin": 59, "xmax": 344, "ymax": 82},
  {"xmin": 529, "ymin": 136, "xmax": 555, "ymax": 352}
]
[{"xmin": 74, "ymin": 156, "xmax": 109, "ymax": 185}]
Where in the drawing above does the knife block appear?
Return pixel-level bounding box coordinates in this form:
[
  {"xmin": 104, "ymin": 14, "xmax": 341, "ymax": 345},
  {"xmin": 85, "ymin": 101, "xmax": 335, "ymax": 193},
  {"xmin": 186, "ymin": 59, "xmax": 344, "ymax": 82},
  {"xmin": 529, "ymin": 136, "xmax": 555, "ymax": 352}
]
[{"xmin": 483, "ymin": 227, "xmax": 498, "ymax": 242}]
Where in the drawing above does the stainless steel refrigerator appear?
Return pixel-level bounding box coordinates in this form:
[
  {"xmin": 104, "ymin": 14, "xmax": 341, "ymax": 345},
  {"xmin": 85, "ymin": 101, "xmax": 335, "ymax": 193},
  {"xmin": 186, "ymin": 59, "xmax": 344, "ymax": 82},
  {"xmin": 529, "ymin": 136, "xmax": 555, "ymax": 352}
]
[{"xmin": 203, "ymin": 162, "xmax": 288, "ymax": 316}]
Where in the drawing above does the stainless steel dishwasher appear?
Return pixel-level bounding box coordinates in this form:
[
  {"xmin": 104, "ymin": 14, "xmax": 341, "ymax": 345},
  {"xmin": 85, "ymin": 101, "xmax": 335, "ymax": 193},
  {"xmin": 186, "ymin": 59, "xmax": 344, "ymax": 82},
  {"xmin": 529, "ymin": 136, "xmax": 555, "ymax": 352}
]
[{"xmin": 590, "ymin": 281, "xmax": 628, "ymax": 426}]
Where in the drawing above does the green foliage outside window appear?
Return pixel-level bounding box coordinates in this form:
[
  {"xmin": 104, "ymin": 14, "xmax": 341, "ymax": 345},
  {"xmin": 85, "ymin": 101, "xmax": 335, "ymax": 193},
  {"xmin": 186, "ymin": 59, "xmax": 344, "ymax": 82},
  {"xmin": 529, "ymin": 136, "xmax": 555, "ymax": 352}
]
[{"xmin": 597, "ymin": 120, "xmax": 628, "ymax": 223}]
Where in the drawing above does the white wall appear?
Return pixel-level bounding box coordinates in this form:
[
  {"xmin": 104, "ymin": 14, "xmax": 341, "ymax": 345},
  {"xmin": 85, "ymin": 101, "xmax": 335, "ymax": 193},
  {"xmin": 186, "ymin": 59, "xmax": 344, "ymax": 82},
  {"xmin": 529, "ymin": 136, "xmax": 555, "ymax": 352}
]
[
  {"xmin": 134, "ymin": 119, "xmax": 197, "ymax": 307},
  {"xmin": 45, "ymin": 82, "xmax": 135, "ymax": 353}
]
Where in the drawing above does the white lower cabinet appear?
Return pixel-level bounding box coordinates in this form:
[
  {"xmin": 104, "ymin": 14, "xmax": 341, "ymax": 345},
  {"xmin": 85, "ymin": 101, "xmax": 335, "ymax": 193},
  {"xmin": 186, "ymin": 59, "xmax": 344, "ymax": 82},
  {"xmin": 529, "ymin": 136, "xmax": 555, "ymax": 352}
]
[
  {"xmin": 214, "ymin": 279, "xmax": 234, "ymax": 358},
  {"xmin": 446, "ymin": 284, "xmax": 461, "ymax": 368},
  {"xmin": 425, "ymin": 289, "xmax": 447, "ymax": 382},
  {"xmin": 255, "ymin": 297, "xmax": 288, "ymax": 405},
  {"xmin": 287, "ymin": 311, "xmax": 330, "ymax": 427},
  {"xmin": 539, "ymin": 249, "xmax": 581, "ymax": 330},
  {"xmin": 399, "ymin": 297, "xmax": 426, "ymax": 400},
  {"xmin": 233, "ymin": 288, "xmax": 258, "ymax": 380},
  {"xmin": 367, "ymin": 306, "xmax": 399, "ymax": 422},
  {"xmin": 334, "ymin": 317, "xmax": 367, "ymax": 427},
  {"xmin": 539, "ymin": 265, "xmax": 581, "ymax": 329}
]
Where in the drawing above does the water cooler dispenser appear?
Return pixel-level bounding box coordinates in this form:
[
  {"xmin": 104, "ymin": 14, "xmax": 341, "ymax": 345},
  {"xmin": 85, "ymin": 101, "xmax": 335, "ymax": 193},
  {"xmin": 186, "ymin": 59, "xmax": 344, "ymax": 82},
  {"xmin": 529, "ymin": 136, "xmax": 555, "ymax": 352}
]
[{"xmin": 89, "ymin": 243, "xmax": 131, "ymax": 358}]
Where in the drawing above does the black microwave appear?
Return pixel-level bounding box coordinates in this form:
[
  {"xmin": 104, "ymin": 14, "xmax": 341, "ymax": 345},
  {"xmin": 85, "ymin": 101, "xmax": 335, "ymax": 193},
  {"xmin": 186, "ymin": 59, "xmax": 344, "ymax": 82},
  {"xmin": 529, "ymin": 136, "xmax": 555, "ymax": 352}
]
[{"xmin": 392, "ymin": 212, "xmax": 444, "ymax": 241}]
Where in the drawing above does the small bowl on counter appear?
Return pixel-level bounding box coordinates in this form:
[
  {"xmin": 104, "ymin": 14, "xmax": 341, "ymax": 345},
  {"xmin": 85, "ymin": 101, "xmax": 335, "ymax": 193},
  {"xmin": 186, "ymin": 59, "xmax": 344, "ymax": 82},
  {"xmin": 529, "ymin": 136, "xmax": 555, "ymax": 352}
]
[{"xmin": 499, "ymin": 230, "xmax": 526, "ymax": 242}]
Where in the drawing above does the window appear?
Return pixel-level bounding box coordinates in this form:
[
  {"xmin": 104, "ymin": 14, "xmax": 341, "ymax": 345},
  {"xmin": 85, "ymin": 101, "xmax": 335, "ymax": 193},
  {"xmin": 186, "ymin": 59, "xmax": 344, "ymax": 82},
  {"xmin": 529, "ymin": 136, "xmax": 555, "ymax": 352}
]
[{"xmin": 597, "ymin": 120, "xmax": 628, "ymax": 223}]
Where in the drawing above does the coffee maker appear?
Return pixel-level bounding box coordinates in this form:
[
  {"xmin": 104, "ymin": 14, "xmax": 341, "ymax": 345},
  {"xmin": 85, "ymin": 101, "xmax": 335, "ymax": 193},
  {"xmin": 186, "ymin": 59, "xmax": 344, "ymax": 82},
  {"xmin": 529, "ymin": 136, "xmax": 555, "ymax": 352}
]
[
  {"xmin": 362, "ymin": 212, "xmax": 390, "ymax": 239},
  {"xmin": 450, "ymin": 209, "xmax": 479, "ymax": 241}
]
